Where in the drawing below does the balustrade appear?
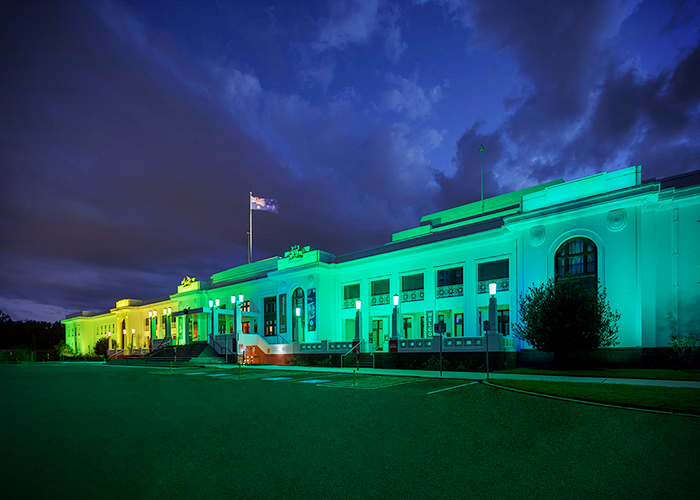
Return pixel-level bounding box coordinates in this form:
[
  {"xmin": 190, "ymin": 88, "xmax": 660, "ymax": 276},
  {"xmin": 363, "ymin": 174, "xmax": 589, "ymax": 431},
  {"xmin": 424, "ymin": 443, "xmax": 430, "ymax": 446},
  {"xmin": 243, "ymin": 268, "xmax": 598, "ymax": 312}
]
[
  {"xmin": 476, "ymin": 278, "xmax": 509, "ymax": 294},
  {"xmin": 436, "ymin": 284, "xmax": 463, "ymax": 298}
]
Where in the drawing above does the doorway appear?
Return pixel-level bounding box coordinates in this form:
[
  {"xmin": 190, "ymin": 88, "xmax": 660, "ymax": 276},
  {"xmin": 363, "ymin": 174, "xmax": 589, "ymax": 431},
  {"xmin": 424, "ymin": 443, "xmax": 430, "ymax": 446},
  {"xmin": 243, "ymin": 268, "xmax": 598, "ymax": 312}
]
[
  {"xmin": 371, "ymin": 319, "xmax": 385, "ymax": 350},
  {"xmin": 292, "ymin": 288, "xmax": 305, "ymax": 342}
]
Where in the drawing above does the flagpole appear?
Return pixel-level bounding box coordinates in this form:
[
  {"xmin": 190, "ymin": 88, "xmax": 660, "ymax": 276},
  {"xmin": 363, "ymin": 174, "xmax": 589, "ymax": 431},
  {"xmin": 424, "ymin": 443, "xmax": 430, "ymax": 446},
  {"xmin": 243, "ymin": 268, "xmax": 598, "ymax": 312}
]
[
  {"xmin": 478, "ymin": 145, "xmax": 485, "ymax": 213},
  {"xmin": 249, "ymin": 192, "xmax": 252, "ymax": 264}
]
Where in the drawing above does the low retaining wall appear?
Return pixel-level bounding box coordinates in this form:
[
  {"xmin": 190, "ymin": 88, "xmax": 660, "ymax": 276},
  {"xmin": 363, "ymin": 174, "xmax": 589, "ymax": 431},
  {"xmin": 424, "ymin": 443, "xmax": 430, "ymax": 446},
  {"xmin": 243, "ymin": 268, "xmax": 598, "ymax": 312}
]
[{"xmin": 251, "ymin": 347, "xmax": 697, "ymax": 370}]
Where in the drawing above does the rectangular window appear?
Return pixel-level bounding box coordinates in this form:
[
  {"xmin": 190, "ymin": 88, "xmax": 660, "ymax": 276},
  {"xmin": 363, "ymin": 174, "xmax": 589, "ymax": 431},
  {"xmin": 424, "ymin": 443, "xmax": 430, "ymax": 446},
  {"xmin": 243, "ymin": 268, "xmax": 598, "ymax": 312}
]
[
  {"xmin": 264, "ymin": 296, "xmax": 276, "ymax": 336},
  {"xmin": 401, "ymin": 273, "xmax": 424, "ymax": 291},
  {"xmin": 498, "ymin": 309, "xmax": 510, "ymax": 335},
  {"xmin": 371, "ymin": 279, "xmax": 390, "ymax": 296},
  {"xmin": 144, "ymin": 318, "xmax": 149, "ymax": 327},
  {"xmin": 241, "ymin": 300, "xmax": 250, "ymax": 312},
  {"xmin": 478, "ymin": 259, "xmax": 509, "ymax": 281},
  {"xmin": 437, "ymin": 267, "xmax": 463, "ymax": 287},
  {"xmin": 344, "ymin": 284, "xmax": 360, "ymax": 299}
]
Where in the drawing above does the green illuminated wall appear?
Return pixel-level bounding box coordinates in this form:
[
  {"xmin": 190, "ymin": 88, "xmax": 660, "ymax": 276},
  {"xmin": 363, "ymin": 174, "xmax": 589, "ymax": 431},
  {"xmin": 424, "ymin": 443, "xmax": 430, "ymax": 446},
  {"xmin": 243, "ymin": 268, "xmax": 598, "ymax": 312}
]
[{"xmin": 62, "ymin": 165, "xmax": 700, "ymax": 354}]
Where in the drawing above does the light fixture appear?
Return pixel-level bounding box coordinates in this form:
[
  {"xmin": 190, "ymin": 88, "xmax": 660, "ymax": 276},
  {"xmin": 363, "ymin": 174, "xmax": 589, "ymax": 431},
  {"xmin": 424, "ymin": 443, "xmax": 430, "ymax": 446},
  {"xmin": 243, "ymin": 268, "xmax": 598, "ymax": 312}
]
[
  {"xmin": 393, "ymin": 294, "xmax": 399, "ymax": 306},
  {"xmin": 215, "ymin": 299, "xmax": 219, "ymax": 307},
  {"xmin": 132, "ymin": 328, "xmax": 135, "ymax": 334},
  {"xmin": 231, "ymin": 295, "xmax": 235, "ymax": 304},
  {"xmin": 209, "ymin": 300, "xmax": 213, "ymax": 308},
  {"xmin": 167, "ymin": 307, "xmax": 172, "ymax": 315},
  {"xmin": 489, "ymin": 282, "xmax": 497, "ymax": 296},
  {"xmin": 356, "ymin": 300, "xmax": 362, "ymax": 310},
  {"xmin": 163, "ymin": 308, "xmax": 167, "ymax": 315},
  {"xmin": 148, "ymin": 311, "xmax": 152, "ymax": 318},
  {"xmin": 295, "ymin": 307, "xmax": 301, "ymax": 317},
  {"xmin": 238, "ymin": 294, "xmax": 244, "ymax": 303},
  {"xmin": 108, "ymin": 331, "xmax": 111, "ymax": 337}
]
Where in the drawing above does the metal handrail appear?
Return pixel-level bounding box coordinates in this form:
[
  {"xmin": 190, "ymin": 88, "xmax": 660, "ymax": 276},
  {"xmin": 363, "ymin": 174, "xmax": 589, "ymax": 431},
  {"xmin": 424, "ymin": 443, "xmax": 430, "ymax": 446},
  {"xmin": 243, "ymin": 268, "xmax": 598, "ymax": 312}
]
[
  {"xmin": 368, "ymin": 342, "xmax": 385, "ymax": 369},
  {"xmin": 209, "ymin": 335, "xmax": 230, "ymax": 364},
  {"xmin": 149, "ymin": 337, "xmax": 172, "ymax": 357},
  {"xmin": 341, "ymin": 340, "xmax": 363, "ymax": 368}
]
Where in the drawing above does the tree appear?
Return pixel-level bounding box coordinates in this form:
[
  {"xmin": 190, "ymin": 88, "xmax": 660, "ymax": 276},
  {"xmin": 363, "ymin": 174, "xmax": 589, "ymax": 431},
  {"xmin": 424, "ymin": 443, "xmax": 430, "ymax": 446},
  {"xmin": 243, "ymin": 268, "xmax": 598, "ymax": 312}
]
[
  {"xmin": 54, "ymin": 340, "xmax": 74, "ymax": 357},
  {"xmin": 512, "ymin": 278, "xmax": 620, "ymax": 368},
  {"xmin": 94, "ymin": 337, "xmax": 110, "ymax": 356}
]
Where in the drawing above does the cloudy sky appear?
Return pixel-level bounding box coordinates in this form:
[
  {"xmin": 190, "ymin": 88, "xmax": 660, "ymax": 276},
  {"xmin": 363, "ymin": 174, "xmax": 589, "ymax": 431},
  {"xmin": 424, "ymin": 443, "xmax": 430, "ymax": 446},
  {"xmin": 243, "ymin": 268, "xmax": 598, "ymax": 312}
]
[{"xmin": 1, "ymin": 0, "xmax": 698, "ymax": 322}]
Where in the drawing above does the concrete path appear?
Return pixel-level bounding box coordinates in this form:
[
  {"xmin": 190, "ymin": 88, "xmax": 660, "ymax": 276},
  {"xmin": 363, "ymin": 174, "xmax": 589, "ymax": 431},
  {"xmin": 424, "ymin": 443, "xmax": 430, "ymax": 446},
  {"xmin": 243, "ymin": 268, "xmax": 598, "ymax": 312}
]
[{"xmin": 198, "ymin": 362, "xmax": 700, "ymax": 388}]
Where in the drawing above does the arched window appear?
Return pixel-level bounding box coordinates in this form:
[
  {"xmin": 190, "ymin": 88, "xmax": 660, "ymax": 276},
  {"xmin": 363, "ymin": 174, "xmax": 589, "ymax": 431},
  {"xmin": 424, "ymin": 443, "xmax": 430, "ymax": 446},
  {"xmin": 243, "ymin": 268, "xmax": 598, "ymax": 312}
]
[{"xmin": 555, "ymin": 237, "xmax": 597, "ymax": 288}]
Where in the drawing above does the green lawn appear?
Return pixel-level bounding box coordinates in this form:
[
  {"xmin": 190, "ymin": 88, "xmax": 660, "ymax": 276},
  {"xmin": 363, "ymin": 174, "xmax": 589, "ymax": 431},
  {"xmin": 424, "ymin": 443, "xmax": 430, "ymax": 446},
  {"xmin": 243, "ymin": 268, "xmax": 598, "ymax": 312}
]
[
  {"xmin": 496, "ymin": 367, "xmax": 700, "ymax": 381},
  {"xmin": 490, "ymin": 379, "xmax": 700, "ymax": 414}
]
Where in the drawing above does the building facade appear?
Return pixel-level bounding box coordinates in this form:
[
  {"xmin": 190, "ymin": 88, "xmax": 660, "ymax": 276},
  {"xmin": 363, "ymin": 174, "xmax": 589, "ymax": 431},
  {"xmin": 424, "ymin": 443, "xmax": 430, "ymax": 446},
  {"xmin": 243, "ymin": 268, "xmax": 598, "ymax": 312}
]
[{"xmin": 63, "ymin": 166, "xmax": 700, "ymax": 365}]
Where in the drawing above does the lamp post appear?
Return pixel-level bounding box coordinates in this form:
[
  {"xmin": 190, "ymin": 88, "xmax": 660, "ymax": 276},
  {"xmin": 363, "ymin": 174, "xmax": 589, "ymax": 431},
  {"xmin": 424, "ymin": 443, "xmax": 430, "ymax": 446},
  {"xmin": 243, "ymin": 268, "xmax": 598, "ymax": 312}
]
[
  {"xmin": 163, "ymin": 308, "xmax": 171, "ymax": 344},
  {"xmin": 208, "ymin": 300, "xmax": 217, "ymax": 347},
  {"xmin": 234, "ymin": 295, "xmax": 238, "ymax": 363},
  {"xmin": 231, "ymin": 294, "xmax": 244, "ymax": 362},
  {"xmin": 486, "ymin": 282, "xmax": 497, "ymax": 380},
  {"xmin": 107, "ymin": 331, "xmax": 111, "ymax": 359},
  {"xmin": 354, "ymin": 300, "xmax": 362, "ymax": 343}
]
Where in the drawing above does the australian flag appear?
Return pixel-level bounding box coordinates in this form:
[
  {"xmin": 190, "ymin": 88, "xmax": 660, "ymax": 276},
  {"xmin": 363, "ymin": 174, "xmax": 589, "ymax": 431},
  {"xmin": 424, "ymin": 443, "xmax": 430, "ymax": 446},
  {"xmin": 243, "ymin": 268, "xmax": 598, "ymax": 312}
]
[{"xmin": 250, "ymin": 195, "xmax": 279, "ymax": 214}]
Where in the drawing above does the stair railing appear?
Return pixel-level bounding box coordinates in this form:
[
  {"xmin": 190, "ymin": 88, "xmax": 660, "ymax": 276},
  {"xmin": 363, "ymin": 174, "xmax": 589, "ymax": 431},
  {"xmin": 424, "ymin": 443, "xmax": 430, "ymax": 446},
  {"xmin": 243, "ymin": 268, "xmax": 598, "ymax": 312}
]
[
  {"xmin": 149, "ymin": 337, "xmax": 172, "ymax": 358},
  {"xmin": 209, "ymin": 336, "xmax": 229, "ymax": 365},
  {"xmin": 368, "ymin": 342, "xmax": 385, "ymax": 369},
  {"xmin": 341, "ymin": 340, "xmax": 364, "ymax": 368}
]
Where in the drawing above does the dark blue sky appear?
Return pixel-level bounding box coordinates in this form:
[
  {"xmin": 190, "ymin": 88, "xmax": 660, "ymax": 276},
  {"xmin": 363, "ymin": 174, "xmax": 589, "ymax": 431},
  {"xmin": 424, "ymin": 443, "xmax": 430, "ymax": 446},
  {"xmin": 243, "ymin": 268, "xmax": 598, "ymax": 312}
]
[{"xmin": 1, "ymin": 0, "xmax": 699, "ymax": 321}]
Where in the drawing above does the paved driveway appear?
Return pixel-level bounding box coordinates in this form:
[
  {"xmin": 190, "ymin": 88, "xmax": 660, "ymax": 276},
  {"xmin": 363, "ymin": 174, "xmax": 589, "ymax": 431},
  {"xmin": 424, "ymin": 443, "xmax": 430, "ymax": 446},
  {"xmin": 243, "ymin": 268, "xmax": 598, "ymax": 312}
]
[{"xmin": 1, "ymin": 364, "xmax": 698, "ymax": 499}]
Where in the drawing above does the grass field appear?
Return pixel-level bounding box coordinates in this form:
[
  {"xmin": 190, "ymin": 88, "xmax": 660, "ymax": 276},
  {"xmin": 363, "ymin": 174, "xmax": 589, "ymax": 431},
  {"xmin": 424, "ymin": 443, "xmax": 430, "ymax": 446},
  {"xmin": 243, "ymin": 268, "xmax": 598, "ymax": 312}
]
[
  {"xmin": 496, "ymin": 367, "xmax": 700, "ymax": 381},
  {"xmin": 1, "ymin": 364, "xmax": 699, "ymax": 500},
  {"xmin": 489, "ymin": 379, "xmax": 700, "ymax": 414}
]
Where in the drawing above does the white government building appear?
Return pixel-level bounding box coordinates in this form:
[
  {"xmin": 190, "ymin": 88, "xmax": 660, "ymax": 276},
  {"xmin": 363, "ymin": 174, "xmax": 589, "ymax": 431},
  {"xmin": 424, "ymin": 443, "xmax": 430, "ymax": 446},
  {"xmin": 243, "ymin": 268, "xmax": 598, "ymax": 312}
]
[{"xmin": 62, "ymin": 165, "xmax": 699, "ymax": 367}]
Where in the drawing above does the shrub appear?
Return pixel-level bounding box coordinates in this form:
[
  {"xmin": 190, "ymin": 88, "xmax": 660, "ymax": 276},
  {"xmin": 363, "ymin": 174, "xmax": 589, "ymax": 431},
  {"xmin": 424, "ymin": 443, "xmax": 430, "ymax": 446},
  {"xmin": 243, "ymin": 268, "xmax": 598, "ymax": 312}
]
[
  {"xmin": 54, "ymin": 340, "xmax": 74, "ymax": 357},
  {"xmin": 285, "ymin": 356, "xmax": 310, "ymax": 366},
  {"xmin": 421, "ymin": 357, "xmax": 440, "ymax": 371},
  {"xmin": 669, "ymin": 329, "xmax": 700, "ymax": 368},
  {"xmin": 315, "ymin": 356, "xmax": 334, "ymax": 367}
]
